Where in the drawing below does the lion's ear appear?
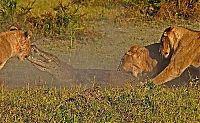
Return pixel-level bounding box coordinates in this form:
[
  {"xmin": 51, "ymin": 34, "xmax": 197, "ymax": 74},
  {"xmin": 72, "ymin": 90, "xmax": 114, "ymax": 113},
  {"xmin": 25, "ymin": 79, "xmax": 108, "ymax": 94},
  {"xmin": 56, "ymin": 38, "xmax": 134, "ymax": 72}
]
[
  {"xmin": 9, "ymin": 26, "xmax": 18, "ymax": 31},
  {"xmin": 163, "ymin": 26, "xmax": 174, "ymax": 36}
]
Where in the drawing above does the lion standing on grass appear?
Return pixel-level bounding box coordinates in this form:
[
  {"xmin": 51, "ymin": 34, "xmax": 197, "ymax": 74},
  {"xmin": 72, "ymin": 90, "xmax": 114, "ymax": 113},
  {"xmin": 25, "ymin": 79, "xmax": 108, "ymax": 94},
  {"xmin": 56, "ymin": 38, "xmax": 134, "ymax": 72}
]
[
  {"xmin": 0, "ymin": 27, "xmax": 32, "ymax": 70},
  {"xmin": 152, "ymin": 26, "xmax": 200, "ymax": 85}
]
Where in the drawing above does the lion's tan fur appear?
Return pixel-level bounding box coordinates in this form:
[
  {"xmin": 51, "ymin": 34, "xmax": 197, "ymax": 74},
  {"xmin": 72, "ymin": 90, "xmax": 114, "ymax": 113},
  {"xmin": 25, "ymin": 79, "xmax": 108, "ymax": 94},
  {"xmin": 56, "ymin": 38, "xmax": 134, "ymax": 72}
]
[
  {"xmin": 153, "ymin": 26, "xmax": 200, "ymax": 85},
  {"xmin": 0, "ymin": 29, "xmax": 31, "ymax": 69},
  {"xmin": 119, "ymin": 45, "xmax": 157, "ymax": 77}
]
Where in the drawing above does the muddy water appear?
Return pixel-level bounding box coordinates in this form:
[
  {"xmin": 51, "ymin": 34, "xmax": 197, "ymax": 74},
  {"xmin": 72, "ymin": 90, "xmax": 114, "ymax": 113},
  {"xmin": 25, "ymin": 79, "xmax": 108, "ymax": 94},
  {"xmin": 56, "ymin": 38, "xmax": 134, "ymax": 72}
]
[
  {"xmin": 0, "ymin": 58, "xmax": 56, "ymax": 88},
  {"xmin": 1, "ymin": 55, "xmax": 198, "ymax": 89},
  {"xmin": 0, "ymin": 57, "xmax": 135, "ymax": 89}
]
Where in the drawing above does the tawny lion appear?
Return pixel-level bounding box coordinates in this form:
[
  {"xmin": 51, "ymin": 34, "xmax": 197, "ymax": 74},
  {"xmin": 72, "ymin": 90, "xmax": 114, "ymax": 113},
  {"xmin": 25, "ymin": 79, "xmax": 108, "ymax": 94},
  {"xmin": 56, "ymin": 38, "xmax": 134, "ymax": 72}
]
[
  {"xmin": 118, "ymin": 45, "xmax": 158, "ymax": 77},
  {"xmin": 153, "ymin": 26, "xmax": 200, "ymax": 85},
  {"xmin": 0, "ymin": 27, "xmax": 32, "ymax": 69},
  {"xmin": 118, "ymin": 43, "xmax": 171, "ymax": 78}
]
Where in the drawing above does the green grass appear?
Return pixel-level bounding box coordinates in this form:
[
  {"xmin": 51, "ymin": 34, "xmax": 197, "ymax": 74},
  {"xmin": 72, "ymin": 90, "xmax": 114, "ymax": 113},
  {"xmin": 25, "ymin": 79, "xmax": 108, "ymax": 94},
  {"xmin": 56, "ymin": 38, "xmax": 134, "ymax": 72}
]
[{"xmin": 1, "ymin": 83, "xmax": 200, "ymax": 122}]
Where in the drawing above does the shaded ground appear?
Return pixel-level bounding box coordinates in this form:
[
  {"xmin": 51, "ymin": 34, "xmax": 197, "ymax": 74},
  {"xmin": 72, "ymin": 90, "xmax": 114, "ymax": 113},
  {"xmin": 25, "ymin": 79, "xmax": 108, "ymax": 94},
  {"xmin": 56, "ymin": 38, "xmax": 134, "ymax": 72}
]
[{"xmin": 1, "ymin": 20, "xmax": 200, "ymax": 88}]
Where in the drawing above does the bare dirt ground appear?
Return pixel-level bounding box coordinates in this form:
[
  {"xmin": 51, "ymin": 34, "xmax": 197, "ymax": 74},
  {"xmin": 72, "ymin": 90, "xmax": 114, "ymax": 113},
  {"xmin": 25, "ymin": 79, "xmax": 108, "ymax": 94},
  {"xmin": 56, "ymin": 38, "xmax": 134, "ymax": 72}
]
[{"xmin": 1, "ymin": 20, "xmax": 200, "ymax": 88}]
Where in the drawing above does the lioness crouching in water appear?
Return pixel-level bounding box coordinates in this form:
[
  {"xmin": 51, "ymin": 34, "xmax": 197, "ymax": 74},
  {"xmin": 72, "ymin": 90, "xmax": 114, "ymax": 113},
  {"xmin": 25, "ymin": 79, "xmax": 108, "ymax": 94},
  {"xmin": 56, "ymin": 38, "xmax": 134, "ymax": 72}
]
[
  {"xmin": 0, "ymin": 27, "xmax": 32, "ymax": 69},
  {"xmin": 152, "ymin": 26, "xmax": 200, "ymax": 85}
]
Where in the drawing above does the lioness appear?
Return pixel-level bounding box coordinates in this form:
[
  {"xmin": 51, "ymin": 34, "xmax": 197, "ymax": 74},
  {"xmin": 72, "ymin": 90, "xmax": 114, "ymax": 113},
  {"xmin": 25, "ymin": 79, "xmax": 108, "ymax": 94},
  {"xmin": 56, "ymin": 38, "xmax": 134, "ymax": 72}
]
[
  {"xmin": 118, "ymin": 43, "xmax": 200, "ymax": 86},
  {"xmin": 153, "ymin": 26, "xmax": 200, "ymax": 85},
  {"xmin": 0, "ymin": 27, "xmax": 31, "ymax": 69},
  {"xmin": 118, "ymin": 45, "xmax": 157, "ymax": 77},
  {"xmin": 118, "ymin": 43, "xmax": 170, "ymax": 78}
]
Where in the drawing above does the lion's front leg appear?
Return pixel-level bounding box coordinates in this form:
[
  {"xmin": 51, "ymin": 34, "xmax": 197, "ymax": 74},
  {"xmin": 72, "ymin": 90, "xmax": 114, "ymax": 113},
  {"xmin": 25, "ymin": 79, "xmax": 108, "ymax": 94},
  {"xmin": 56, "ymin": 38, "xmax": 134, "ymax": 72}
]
[
  {"xmin": 152, "ymin": 63, "xmax": 190, "ymax": 85},
  {"xmin": 152, "ymin": 42, "xmax": 200, "ymax": 85},
  {"xmin": 152, "ymin": 53, "xmax": 195, "ymax": 85}
]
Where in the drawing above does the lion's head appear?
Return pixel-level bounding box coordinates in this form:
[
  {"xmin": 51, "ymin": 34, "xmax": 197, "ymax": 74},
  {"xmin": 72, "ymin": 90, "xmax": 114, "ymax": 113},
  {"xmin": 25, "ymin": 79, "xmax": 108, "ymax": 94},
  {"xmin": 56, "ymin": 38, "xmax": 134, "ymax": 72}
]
[
  {"xmin": 159, "ymin": 26, "xmax": 193, "ymax": 58},
  {"xmin": 159, "ymin": 27, "xmax": 175, "ymax": 58},
  {"xmin": 8, "ymin": 27, "xmax": 32, "ymax": 61},
  {"xmin": 118, "ymin": 45, "xmax": 157, "ymax": 77},
  {"xmin": 17, "ymin": 31, "xmax": 32, "ymax": 61}
]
